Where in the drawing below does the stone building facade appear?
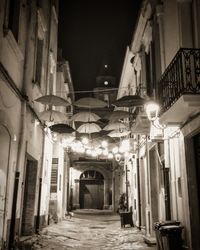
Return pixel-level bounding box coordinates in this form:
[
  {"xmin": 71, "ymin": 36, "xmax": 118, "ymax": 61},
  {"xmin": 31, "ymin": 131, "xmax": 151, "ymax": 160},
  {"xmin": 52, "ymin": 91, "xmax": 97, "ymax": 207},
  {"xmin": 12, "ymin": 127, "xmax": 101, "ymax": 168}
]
[
  {"xmin": 118, "ymin": 0, "xmax": 200, "ymax": 249},
  {"xmin": 0, "ymin": 0, "xmax": 72, "ymax": 248}
]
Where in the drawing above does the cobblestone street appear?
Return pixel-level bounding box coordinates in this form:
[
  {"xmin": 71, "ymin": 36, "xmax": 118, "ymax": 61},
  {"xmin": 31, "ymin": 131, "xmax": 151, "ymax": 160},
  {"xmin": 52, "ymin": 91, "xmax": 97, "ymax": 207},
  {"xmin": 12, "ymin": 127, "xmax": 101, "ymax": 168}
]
[{"xmin": 20, "ymin": 210, "xmax": 157, "ymax": 250}]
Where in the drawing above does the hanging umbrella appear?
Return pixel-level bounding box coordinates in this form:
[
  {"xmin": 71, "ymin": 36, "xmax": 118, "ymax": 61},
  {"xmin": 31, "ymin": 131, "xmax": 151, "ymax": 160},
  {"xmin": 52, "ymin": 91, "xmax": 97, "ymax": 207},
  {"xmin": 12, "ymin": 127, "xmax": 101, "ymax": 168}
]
[
  {"xmin": 71, "ymin": 112, "xmax": 101, "ymax": 122},
  {"xmin": 103, "ymin": 122, "xmax": 127, "ymax": 131},
  {"xmin": 76, "ymin": 129, "xmax": 111, "ymax": 140},
  {"xmin": 104, "ymin": 110, "xmax": 131, "ymax": 121},
  {"xmin": 94, "ymin": 135, "xmax": 119, "ymax": 144},
  {"xmin": 38, "ymin": 110, "xmax": 68, "ymax": 122},
  {"xmin": 74, "ymin": 97, "xmax": 107, "ymax": 108},
  {"xmin": 35, "ymin": 95, "xmax": 70, "ymax": 106},
  {"xmin": 112, "ymin": 95, "xmax": 145, "ymax": 107},
  {"xmin": 108, "ymin": 129, "xmax": 131, "ymax": 138},
  {"xmin": 77, "ymin": 123, "xmax": 101, "ymax": 134},
  {"xmin": 49, "ymin": 123, "xmax": 75, "ymax": 134}
]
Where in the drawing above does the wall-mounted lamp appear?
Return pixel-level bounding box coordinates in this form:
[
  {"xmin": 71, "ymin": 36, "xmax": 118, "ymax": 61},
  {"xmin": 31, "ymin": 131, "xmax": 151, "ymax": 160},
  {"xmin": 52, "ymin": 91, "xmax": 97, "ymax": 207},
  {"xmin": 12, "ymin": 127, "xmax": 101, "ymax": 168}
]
[
  {"xmin": 145, "ymin": 100, "xmax": 166, "ymax": 140},
  {"xmin": 145, "ymin": 101, "xmax": 160, "ymax": 121}
]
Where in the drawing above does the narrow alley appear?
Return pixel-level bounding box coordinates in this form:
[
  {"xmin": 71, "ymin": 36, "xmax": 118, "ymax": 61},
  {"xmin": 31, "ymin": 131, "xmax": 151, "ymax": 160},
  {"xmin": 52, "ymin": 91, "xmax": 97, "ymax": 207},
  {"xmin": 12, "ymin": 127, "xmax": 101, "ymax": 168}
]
[
  {"xmin": 20, "ymin": 210, "xmax": 156, "ymax": 250},
  {"xmin": 0, "ymin": 0, "xmax": 200, "ymax": 249}
]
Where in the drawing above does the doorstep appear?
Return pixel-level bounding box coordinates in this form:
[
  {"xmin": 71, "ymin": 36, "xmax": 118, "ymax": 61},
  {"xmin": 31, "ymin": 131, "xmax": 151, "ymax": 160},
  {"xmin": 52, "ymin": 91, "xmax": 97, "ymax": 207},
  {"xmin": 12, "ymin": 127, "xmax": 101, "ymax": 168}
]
[
  {"xmin": 17, "ymin": 234, "xmax": 40, "ymax": 249},
  {"xmin": 143, "ymin": 236, "xmax": 157, "ymax": 246}
]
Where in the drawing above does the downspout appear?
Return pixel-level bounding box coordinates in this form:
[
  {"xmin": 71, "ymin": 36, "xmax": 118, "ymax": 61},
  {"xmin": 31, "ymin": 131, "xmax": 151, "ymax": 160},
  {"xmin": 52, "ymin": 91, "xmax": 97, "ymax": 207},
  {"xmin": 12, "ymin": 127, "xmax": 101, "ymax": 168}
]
[
  {"xmin": 35, "ymin": 127, "xmax": 48, "ymax": 232},
  {"xmin": 36, "ymin": 177, "xmax": 42, "ymax": 233},
  {"xmin": 9, "ymin": 101, "xmax": 26, "ymax": 249},
  {"xmin": 137, "ymin": 157, "xmax": 142, "ymax": 230},
  {"xmin": 125, "ymin": 164, "xmax": 129, "ymax": 211}
]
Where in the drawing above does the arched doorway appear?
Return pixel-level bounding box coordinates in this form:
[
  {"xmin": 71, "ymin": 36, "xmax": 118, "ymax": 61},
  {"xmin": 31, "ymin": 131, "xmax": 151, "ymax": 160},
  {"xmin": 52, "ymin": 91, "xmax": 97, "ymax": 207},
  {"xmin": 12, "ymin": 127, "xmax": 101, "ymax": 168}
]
[
  {"xmin": 79, "ymin": 170, "xmax": 104, "ymax": 209},
  {"xmin": 0, "ymin": 125, "xmax": 11, "ymax": 247}
]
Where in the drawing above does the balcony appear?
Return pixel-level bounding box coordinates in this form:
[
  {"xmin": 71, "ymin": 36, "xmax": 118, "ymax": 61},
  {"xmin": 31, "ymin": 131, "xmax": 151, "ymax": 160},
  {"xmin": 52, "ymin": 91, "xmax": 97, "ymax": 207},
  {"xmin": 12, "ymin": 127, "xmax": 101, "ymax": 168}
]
[{"xmin": 158, "ymin": 48, "xmax": 200, "ymax": 125}]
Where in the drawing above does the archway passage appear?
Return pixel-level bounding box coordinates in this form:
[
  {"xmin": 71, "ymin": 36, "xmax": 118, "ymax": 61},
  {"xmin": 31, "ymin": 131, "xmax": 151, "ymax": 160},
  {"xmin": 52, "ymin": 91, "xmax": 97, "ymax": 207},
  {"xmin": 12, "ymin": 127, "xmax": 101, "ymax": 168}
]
[{"xmin": 79, "ymin": 170, "xmax": 104, "ymax": 209}]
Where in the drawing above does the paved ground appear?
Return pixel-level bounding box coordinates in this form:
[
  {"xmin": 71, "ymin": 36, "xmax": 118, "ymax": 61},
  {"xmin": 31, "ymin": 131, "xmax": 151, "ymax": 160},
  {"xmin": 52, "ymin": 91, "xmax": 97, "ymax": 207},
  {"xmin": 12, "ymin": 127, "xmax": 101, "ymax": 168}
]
[{"xmin": 19, "ymin": 210, "xmax": 157, "ymax": 250}]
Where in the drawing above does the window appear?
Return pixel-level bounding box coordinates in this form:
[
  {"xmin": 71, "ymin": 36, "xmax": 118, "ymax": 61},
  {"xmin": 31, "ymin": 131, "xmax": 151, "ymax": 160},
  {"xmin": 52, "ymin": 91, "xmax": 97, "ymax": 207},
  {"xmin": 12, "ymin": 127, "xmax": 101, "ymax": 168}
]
[
  {"xmin": 50, "ymin": 158, "xmax": 58, "ymax": 193},
  {"xmin": 49, "ymin": 53, "xmax": 56, "ymax": 94},
  {"xmin": 35, "ymin": 38, "xmax": 44, "ymax": 85},
  {"xmin": 4, "ymin": 0, "xmax": 20, "ymax": 41},
  {"xmin": 145, "ymin": 42, "xmax": 156, "ymax": 97},
  {"xmin": 33, "ymin": 10, "xmax": 46, "ymax": 87},
  {"xmin": 59, "ymin": 174, "xmax": 62, "ymax": 191}
]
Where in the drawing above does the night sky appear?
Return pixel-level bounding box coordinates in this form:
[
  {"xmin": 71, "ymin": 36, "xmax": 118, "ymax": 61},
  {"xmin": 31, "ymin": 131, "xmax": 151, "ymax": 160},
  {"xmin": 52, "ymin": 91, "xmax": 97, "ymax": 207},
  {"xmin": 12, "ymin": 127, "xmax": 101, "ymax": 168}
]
[{"xmin": 58, "ymin": 0, "xmax": 141, "ymax": 99}]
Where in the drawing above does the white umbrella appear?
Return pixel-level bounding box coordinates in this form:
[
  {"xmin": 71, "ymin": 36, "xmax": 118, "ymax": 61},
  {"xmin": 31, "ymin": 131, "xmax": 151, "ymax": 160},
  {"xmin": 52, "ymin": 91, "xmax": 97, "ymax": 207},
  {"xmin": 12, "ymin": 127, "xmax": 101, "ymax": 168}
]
[
  {"xmin": 108, "ymin": 129, "xmax": 131, "ymax": 138},
  {"xmin": 35, "ymin": 95, "xmax": 70, "ymax": 106},
  {"xmin": 38, "ymin": 110, "xmax": 68, "ymax": 122},
  {"xmin": 104, "ymin": 110, "xmax": 130, "ymax": 121},
  {"xmin": 71, "ymin": 112, "xmax": 100, "ymax": 122},
  {"xmin": 103, "ymin": 122, "xmax": 127, "ymax": 131},
  {"xmin": 77, "ymin": 123, "xmax": 101, "ymax": 134},
  {"xmin": 74, "ymin": 97, "xmax": 107, "ymax": 108}
]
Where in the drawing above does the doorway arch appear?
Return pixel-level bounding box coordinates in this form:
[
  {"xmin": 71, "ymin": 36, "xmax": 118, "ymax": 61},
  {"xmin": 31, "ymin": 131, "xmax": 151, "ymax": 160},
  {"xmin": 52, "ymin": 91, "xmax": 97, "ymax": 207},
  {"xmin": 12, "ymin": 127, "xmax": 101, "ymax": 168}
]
[{"xmin": 79, "ymin": 170, "xmax": 104, "ymax": 209}]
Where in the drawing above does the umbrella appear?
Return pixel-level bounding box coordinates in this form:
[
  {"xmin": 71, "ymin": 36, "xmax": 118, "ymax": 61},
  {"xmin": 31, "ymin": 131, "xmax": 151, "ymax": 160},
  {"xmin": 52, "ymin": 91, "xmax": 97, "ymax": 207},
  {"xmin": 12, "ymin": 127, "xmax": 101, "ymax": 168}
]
[
  {"xmin": 71, "ymin": 112, "xmax": 100, "ymax": 122},
  {"xmin": 49, "ymin": 123, "xmax": 75, "ymax": 133},
  {"xmin": 112, "ymin": 95, "xmax": 145, "ymax": 107},
  {"xmin": 35, "ymin": 95, "xmax": 70, "ymax": 106},
  {"xmin": 104, "ymin": 110, "xmax": 131, "ymax": 121},
  {"xmin": 94, "ymin": 135, "xmax": 119, "ymax": 144},
  {"xmin": 76, "ymin": 130, "xmax": 111, "ymax": 140},
  {"xmin": 74, "ymin": 97, "xmax": 107, "ymax": 108},
  {"xmin": 77, "ymin": 123, "xmax": 101, "ymax": 134},
  {"xmin": 38, "ymin": 110, "xmax": 68, "ymax": 122},
  {"xmin": 103, "ymin": 122, "xmax": 127, "ymax": 131},
  {"xmin": 108, "ymin": 129, "xmax": 131, "ymax": 138}
]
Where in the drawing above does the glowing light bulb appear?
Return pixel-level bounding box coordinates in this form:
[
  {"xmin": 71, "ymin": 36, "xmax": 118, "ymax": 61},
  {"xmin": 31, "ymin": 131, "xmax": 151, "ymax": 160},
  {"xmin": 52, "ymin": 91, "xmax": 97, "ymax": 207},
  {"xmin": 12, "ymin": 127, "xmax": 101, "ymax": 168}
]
[
  {"xmin": 108, "ymin": 153, "xmax": 114, "ymax": 159},
  {"xmin": 101, "ymin": 140, "xmax": 108, "ymax": 148},
  {"xmin": 112, "ymin": 146, "xmax": 119, "ymax": 154},
  {"xmin": 102, "ymin": 149, "xmax": 108, "ymax": 156},
  {"xmin": 82, "ymin": 137, "xmax": 89, "ymax": 145}
]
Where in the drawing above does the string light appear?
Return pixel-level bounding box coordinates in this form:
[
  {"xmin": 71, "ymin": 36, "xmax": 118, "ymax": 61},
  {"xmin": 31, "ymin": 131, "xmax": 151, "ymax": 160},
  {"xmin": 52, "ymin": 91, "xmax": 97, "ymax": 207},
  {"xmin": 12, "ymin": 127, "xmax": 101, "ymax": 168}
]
[{"xmin": 55, "ymin": 85, "xmax": 133, "ymax": 95}]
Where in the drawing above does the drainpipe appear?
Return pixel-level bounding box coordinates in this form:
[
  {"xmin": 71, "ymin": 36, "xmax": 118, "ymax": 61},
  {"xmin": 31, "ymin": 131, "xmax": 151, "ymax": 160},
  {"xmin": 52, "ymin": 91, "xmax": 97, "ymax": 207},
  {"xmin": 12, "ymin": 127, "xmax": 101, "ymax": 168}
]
[
  {"xmin": 36, "ymin": 123, "xmax": 46, "ymax": 233},
  {"xmin": 36, "ymin": 177, "xmax": 42, "ymax": 233},
  {"xmin": 9, "ymin": 101, "xmax": 26, "ymax": 249},
  {"xmin": 137, "ymin": 157, "xmax": 141, "ymax": 230},
  {"xmin": 125, "ymin": 164, "xmax": 129, "ymax": 211}
]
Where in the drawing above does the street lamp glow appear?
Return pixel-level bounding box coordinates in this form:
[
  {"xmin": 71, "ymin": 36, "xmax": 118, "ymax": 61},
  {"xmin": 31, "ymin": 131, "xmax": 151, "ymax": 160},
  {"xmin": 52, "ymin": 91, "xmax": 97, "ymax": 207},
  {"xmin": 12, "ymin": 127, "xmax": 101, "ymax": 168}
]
[
  {"xmin": 91, "ymin": 151, "xmax": 98, "ymax": 157},
  {"xmin": 119, "ymin": 139, "xmax": 130, "ymax": 153},
  {"xmin": 96, "ymin": 148, "xmax": 103, "ymax": 155},
  {"xmin": 102, "ymin": 149, "xmax": 108, "ymax": 156},
  {"xmin": 145, "ymin": 101, "xmax": 160, "ymax": 121},
  {"xmin": 82, "ymin": 137, "xmax": 89, "ymax": 145},
  {"xmin": 86, "ymin": 149, "xmax": 92, "ymax": 155},
  {"xmin": 115, "ymin": 153, "xmax": 121, "ymax": 162},
  {"xmin": 112, "ymin": 146, "xmax": 119, "ymax": 154},
  {"xmin": 101, "ymin": 140, "xmax": 108, "ymax": 148},
  {"xmin": 108, "ymin": 153, "xmax": 114, "ymax": 159}
]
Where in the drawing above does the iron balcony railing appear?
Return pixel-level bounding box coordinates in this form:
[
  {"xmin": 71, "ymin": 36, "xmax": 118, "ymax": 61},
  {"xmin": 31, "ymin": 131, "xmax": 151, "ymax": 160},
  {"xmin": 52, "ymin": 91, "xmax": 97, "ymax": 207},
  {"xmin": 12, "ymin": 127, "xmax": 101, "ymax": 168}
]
[{"xmin": 158, "ymin": 48, "xmax": 200, "ymax": 114}]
